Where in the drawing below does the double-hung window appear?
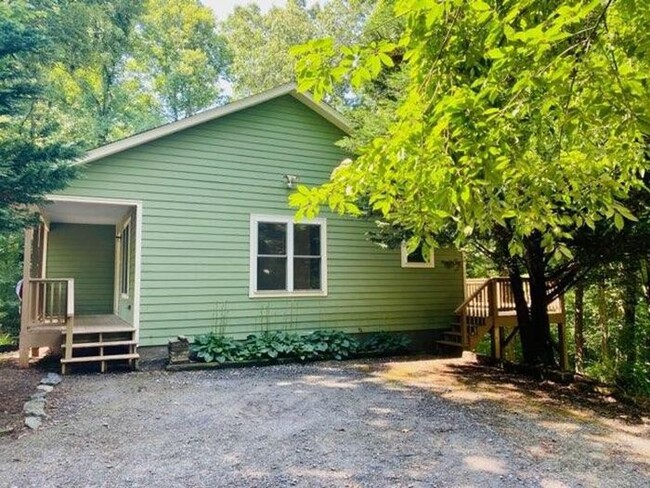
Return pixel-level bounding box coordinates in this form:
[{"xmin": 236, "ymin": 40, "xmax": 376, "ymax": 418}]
[{"xmin": 250, "ymin": 215, "xmax": 327, "ymax": 297}]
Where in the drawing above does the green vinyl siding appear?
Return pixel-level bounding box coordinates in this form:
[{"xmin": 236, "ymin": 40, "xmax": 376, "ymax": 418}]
[
  {"xmin": 46, "ymin": 223, "xmax": 115, "ymax": 315},
  {"xmin": 55, "ymin": 95, "xmax": 464, "ymax": 346}
]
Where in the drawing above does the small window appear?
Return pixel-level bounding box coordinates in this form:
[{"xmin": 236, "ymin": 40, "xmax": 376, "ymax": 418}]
[
  {"xmin": 250, "ymin": 215, "xmax": 327, "ymax": 297},
  {"xmin": 401, "ymin": 241, "xmax": 434, "ymax": 268},
  {"xmin": 120, "ymin": 221, "xmax": 131, "ymax": 296}
]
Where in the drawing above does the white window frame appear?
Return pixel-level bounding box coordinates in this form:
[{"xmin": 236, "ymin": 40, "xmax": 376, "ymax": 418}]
[
  {"xmin": 250, "ymin": 214, "xmax": 328, "ymax": 298},
  {"xmin": 401, "ymin": 241, "xmax": 435, "ymax": 269},
  {"xmin": 119, "ymin": 218, "xmax": 131, "ymax": 298}
]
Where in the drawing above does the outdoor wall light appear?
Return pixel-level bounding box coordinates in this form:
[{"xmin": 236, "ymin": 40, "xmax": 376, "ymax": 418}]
[{"xmin": 284, "ymin": 174, "xmax": 299, "ymax": 188}]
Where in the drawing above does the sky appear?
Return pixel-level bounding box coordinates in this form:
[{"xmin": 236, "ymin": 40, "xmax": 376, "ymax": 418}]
[{"xmin": 202, "ymin": 0, "xmax": 322, "ymax": 19}]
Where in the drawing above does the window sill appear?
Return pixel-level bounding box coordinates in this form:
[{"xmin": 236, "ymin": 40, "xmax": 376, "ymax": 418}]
[
  {"xmin": 401, "ymin": 263, "xmax": 435, "ymax": 269},
  {"xmin": 249, "ymin": 290, "xmax": 328, "ymax": 299}
]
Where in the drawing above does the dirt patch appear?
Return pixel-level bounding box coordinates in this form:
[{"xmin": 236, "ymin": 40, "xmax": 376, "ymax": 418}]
[
  {"xmin": 0, "ymin": 352, "xmax": 42, "ymax": 436},
  {"xmin": 365, "ymin": 354, "xmax": 649, "ymax": 423}
]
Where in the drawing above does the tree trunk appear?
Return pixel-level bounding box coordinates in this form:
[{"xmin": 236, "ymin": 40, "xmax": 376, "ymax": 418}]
[
  {"xmin": 574, "ymin": 283, "xmax": 585, "ymax": 373},
  {"xmin": 524, "ymin": 235, "xmax": 556, "ymax": 366},
  {"xmin": 508, "ymin": 267, "xmax": 534, "ymax": 359},
  {"xmin": 507, "ymin": 234, "xmax": 556, "ymax": 366},
  {"xmin": 621, "ymin": 261, "xmax": 639, "ymax": 365},
  {"xmin": 642, "ymin": 256, "xmax": 650, "ymax": 310},
  {"xmin": 597, "ymin": 279, "xmax": 608, "ymax": 361}
]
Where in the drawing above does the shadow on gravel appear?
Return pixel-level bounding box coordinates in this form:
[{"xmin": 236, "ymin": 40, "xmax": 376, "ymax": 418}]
[{"xmin": 359, "ymin": 356, "xmax": 650, "ymax": 473}]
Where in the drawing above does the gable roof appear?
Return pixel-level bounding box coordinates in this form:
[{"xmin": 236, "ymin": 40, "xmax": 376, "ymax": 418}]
[{"xmin": 78, "ymin": 83, "xmax": 352, "ymax": 165}]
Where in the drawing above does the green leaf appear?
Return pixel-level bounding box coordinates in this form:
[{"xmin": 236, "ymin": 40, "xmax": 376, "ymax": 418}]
[{"xmin": 471, "ymin": 0, "xmax": 491, "ymax": 12}]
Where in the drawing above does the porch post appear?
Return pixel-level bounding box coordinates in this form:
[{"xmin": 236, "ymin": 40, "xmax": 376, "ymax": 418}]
[
  {"xmin": 490, "ymin": 326, "xmax": 502, "ymax": 361},
  {"xmin": 18, "ymin": 227, "xmax": 34, "ymax": 367}
]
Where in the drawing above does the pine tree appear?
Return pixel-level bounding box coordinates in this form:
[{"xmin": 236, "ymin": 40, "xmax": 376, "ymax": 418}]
[{"xmin": 0, "ymin": 1, "xmax": 78, "ymax": 233}]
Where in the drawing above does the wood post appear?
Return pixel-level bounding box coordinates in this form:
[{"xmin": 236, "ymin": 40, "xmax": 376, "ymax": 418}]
[
  {"xmin": 18, "ymin": 228, "xmax": 34, "ymax": 368},
  {"xmin": 491, "ymin": 326, "xmax": 502, "ymax": 360}
]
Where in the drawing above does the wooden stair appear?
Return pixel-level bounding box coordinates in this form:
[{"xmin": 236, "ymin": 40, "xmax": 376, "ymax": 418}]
[
  {"xmin": 437, "ymin": 277, "xmax": 566, "ymax": 357},
  {"xmin": 437, "ymin": 317, "xmax": 493, "ymax": 354},
  {"xmin": 61, "ymin": 322, "xmax": 139, "ymax": 374}
]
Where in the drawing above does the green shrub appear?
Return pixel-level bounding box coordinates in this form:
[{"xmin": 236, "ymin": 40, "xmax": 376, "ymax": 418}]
[
  {"xmin": 304, "ymin": 330, "xmax": 359, "ymax": 360},
  {"xmin": 243, "ymin": 331, "xmax": 304, "ymax": 360},
  {"xmin": 361, "ymin": 332, "xmax": 411, "ymax": 355},
  {"xmin": 191, "ymin": 329, "xmax": 366, "ymax": 363},
  {"xmin": 616, "ymin": 361, "xmax": 650, "ymax": 396},
  {"xmin": 0, "ymin": 332, "xmax": 15, "ymax": 346},
  {"xmin": 189, "ymin": 330, "xmax": 414, "ymax": 364},
  {"xmin": 0, "ymin": 301, "xmax": 20, "ymax": 339},
  {"xmin": 190, "ymin": 334, "xmax": 245, "ymax": 363}
]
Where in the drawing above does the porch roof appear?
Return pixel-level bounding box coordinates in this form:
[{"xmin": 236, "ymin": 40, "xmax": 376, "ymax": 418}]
[{"xmin": 41, "ymin": 199, "xmax": 134, "ymax": 225}]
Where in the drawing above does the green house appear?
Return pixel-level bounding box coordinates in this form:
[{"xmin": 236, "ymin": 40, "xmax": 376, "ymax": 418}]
[{"xmin": 18, "ymin": 84, "xmax": 466, "ymax": 372}]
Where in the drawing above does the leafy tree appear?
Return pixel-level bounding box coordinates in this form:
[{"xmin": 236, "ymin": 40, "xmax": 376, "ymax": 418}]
[
  {"xmin": 0, "ymin": 234, "xmax": 22, "ymax": 338},
  {"xmin": 136, "ymin": 0, "xmax": 230, "ymax": 121},
  {"xmin": 291, "ymin": 0, "xmax": 650, "ymax": 366},
  {"xmin": 0, "ymin": 0, "xmax": 78, "ymax": 233},
  {"xmin": 221, "ymin": 0, "xmax": 315, "ymax": 97},
  {"xmin": 221, "ymin": 0, "xmax": 373, "ymax": 98},
  {"xmin": 44, "ymin": 0, "xmax": 156, "ymax": 146}
]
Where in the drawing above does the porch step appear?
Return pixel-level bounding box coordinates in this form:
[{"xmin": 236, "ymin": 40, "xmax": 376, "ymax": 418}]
[
  {"xmin": 61, "ymin": 353, "xmax": 139, "ymax": 364},
  {"xmin": 69, "ymin": 325, "xmax": 136, "ymax": 335},
  {"xmin": 60, "ymin": 315, "xmax": 138, "ymax": 374},
  {"xmin": 436, "ymin": 340, "xmax": 463, "ymax": 348},
  {"xmin": 62, "ymin": 340, "xmax": 137, "ymax": 349},
  {"xmin": 443, "ymin": 331, "xmax": 462, "ymax": 337}
]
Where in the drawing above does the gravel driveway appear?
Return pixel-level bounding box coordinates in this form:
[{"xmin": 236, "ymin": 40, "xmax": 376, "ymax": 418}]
[{"xmin": 0, "ymin": 357, "xmax": 648, "ymax": 488}]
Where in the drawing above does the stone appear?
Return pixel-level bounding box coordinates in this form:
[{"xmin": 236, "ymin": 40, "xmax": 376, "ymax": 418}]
[
  {"xmin": 40, "ymin": 372, "xmax": 62, "ymax": 386},
  {"xmin": 168, "ymin": 336, "xmax": 190, "ymax": 364},
  {"xmin": 30, "ymin": 391, "xmax": 47, "ymax": 400},
  {"xmin": 37, "ymin": 384, "xmax": 54, "ymax": 393},
  {"xmin": 23, "ymin": 399, "xmax": 46, "ymax": 417},
  {"xmin": 0, "ymin": 426, "xmax": 14, "ymax": 436},
  {"xmin": 24, "ymin": 416, "xmax": 42, "ymax": 430}
]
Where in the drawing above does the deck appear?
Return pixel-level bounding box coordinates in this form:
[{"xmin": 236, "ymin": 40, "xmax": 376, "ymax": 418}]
[
  {"xmin": 438, "ymin": 277, "xmax": 568, "ymax": 369},
  {"xmin": 28, "ymin": 314, "xmax": 134, "ymax": 334},
  {"xmin": 23, "ymin": 313, "xmax": 138, "ymax": 373}
]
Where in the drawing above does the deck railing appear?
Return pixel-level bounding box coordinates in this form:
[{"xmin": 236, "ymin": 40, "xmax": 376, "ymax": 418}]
[
  {"xmin": 26, "ymin": 278, "xmax": 75, "ymax": 327},
  {"xmin": 455, "ymin": 277, "xmax": 563, "ymax": 346}
]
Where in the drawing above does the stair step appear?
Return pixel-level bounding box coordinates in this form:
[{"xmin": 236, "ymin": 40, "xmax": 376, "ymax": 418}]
[
  {"xmin": 437, "ymin": 340, "xmax": 463, "ymax": 348},
  {"xmin": 61, "ymin": 353, "xmax": 139, "ymax": 364},
  {"xmin": 62, "ymin": 340, "xmax": 137, "ymax": 349},
  {"xmin": 68, "ymin": 325, "xmax": 136, "ymax": 335},
  {"xmin": 444, "ymin": 331, "xmax": 462, "ymax": 337}
]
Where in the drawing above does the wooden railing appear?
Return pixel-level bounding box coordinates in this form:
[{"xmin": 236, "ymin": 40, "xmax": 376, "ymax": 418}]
[
  {"xmin": 455, "ymin": 277, "xmax": 563, "ymax": 347},
  {"xmin": 26, "ymin": 278, "xmax": 75, "ymax": 327},
  {"xmin": 465, "ymin": 278, "xmax": 488, "ymax": 298}
]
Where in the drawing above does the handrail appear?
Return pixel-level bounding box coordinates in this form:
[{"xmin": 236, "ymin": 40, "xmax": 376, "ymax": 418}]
[
  {"xmin": 26, "ymin": 278, "xmax": 74, "ymax": 327},
  {"xmin": 454, "ymin": 279, "xmax": 492, "ymax": 315},
  {"xmin": 454, "ymin": 276, "xmax": 566, "ymax": 350},
  {"xmin": 29, "ymin": 278, "xmax": 74, "ymax": 282},
  {"xmin": 457, "ymin": 276, "xmax": 563, "ymax": 317}
]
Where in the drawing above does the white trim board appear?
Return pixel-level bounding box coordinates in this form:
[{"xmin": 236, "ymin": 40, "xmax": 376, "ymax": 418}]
[
  {"xmin": 76, "ymin": 83, "xmax": 352, "ymax": 166},
  {"xmin": 46, "ymin": 195, "xmax": 143, "ymax": 343},
  {"xmin": 401, "ymin": 242, "xmax": 435, "ymax": 269}
]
